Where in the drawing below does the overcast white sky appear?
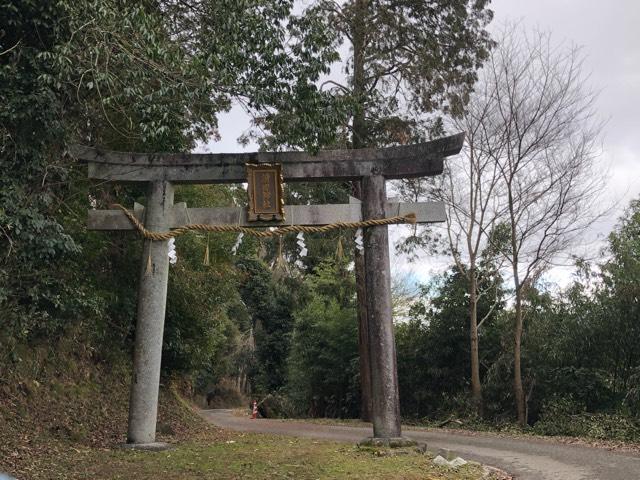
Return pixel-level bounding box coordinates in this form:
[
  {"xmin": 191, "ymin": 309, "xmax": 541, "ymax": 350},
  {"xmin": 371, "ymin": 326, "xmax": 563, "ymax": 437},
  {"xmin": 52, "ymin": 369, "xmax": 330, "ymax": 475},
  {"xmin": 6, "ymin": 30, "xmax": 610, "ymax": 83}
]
[
  {"xmin": 493, "ymin": 0, "xmax": 640, "ymax": 220},
  {"xmin": 486, "ymin": 0, "xmax": 640, "ymax": 287},
  {"xmin": 198, "ymin": 0, "xmax": 640, "ymax": 289}
]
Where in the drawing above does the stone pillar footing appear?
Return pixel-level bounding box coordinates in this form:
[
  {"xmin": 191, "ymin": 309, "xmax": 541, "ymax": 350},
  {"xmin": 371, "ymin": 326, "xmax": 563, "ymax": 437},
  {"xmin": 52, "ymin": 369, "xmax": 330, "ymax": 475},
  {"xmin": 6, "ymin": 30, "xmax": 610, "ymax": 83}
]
[
  {"xmin": 437, "ymin": 448, "xmax": 458, "ymax": 461},
  {"xmin": 358, "ymin": 437, "xmax": 417, "ymax": 448},
  {"xmin": 121, "ymin": 442, "xmax": 172, "ymax": 452}
]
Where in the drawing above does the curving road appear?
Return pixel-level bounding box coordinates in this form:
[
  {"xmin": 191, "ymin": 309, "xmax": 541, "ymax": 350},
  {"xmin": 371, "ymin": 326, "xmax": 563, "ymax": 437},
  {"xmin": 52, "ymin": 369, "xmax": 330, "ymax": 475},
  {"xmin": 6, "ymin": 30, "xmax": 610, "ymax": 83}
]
[{"xmin": 201, "ymin": 409, "xmax": 640, "ymax": 480}]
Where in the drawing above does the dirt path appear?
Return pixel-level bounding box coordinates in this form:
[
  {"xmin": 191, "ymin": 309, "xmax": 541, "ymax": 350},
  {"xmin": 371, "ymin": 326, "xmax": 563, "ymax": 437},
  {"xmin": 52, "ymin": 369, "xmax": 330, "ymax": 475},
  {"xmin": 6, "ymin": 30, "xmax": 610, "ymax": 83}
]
[{"xmin": 201, "ymin": 409, "xmax": 640, "ymax": 480}]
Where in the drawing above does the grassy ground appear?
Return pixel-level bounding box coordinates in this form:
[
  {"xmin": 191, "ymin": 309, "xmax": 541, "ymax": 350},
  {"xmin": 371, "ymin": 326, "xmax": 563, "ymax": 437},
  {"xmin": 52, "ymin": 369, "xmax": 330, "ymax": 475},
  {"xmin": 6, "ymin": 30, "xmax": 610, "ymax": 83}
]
[
  {"xmin": 0, "ymin": 344, "xmax": 484, "ymax": 480},
  {"xmin": 54, "ymin": 431, "xmax": 484, "ymax": 480}
]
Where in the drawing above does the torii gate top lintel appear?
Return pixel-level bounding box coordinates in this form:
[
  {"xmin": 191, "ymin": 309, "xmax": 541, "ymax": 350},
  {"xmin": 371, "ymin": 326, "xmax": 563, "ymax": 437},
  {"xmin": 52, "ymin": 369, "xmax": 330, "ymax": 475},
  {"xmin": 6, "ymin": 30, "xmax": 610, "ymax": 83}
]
[{"xmin": 72, "ymin": 132, "xmax": 464, "ymax": 184}]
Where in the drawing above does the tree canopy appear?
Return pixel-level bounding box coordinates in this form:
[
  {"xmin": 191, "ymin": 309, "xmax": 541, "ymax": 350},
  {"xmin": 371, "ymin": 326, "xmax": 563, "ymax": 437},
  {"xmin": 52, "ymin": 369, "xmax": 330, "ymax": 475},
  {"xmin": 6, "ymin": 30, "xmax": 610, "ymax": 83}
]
[{"xmin": 2, "ymin": 0, "xmax": 638, "ymax": 444}]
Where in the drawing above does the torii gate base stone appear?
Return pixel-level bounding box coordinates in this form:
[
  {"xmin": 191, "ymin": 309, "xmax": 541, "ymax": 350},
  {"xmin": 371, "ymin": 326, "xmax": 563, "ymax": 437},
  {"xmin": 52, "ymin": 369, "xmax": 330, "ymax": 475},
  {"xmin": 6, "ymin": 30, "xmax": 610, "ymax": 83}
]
[{"xmin": 75, "ymin": 133, "xmax": 464, "ymax": 448}]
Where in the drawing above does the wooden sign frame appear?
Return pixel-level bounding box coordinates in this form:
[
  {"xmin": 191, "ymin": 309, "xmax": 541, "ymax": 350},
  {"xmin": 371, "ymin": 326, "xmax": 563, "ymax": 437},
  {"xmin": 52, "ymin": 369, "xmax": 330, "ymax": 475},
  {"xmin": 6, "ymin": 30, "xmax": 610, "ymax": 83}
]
[{"xmin": 246, "ymin": 163, "xmax": 285, "ymax": 221}]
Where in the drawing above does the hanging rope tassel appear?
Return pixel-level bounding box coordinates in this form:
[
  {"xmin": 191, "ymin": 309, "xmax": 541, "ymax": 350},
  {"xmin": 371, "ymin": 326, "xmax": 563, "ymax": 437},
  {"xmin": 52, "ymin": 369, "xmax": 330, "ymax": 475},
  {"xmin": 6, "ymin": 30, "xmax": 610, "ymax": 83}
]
[
  {"xmin": 203, "ymin": 234, "xmax": 210, "ymax": 266},
  {"xmin": 145, "ymin": 253, "xmax": 153, "ymax": 276},
  {"xmin": 257, "ymin": 239, "xmax": 266, "ymax": 259},
  {"xmin": 335, "ymin": 236, "xmax": 344, "ymax": 260},
  {"xmin": 273, "ymin": 236, "xmax": 289, "ymax": 278}
]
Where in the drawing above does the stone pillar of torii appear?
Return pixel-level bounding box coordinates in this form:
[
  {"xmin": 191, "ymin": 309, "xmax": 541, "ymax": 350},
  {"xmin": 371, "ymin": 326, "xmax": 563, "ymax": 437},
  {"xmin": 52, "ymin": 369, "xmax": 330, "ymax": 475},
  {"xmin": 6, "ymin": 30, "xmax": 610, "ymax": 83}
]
[{"xmin": 74, "ymin": 132, "xmax": 464, "ymax": 448}]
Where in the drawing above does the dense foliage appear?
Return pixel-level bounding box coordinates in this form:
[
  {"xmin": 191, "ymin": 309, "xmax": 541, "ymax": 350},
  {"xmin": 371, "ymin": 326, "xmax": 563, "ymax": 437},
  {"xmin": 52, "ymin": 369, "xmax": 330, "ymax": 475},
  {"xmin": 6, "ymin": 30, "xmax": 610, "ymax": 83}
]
[
  {"xmin": 287, "ymin": 259, "xmax": 360, "ymax": 417},
  {"xmin": 0, "ymin": 0, "xmax": 345, "ymax": 384},
  {"xmin": 396, "ymin": 267, "xmax": 504, "ymax": 418},
  {"xmin": 391, "ymin": 202, "xmax": 640, "ymax": 439},
  {"xmin": 2, "ymin": 0, "xmax": 638, "ymax": 445}
]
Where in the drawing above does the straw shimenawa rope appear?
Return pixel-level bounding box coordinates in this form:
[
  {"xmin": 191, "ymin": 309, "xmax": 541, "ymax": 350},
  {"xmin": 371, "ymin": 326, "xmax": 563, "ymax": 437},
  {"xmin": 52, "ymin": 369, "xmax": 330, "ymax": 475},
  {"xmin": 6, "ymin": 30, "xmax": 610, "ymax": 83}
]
[{"xmin": 112, "ymin": 204, "xmax": 417, "ymax": 241}]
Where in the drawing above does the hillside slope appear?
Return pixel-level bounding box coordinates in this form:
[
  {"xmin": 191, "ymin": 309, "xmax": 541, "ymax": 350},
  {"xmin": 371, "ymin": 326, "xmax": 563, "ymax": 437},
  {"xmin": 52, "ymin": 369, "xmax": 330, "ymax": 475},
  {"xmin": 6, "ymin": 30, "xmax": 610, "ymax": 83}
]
[{"xmin": 0, "ymin": 340, "xmax": 207, "ymax": 479}]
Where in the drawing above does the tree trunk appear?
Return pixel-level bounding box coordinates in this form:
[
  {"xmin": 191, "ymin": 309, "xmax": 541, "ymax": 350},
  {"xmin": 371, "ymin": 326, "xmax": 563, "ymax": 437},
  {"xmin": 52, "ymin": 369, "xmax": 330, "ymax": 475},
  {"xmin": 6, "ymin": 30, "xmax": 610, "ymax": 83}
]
[
  {"xmin": 508, "ymin": 184, "xmax": 526, "ymax": 426},
  {"xmin": 468, "ymin": 268, "xmax": 483, "ymax": 416},
  {"xmin": 354, "ymin": 185, "xmax": 372, "ymax": 421},
  {"xmin": 351, "ymin": 0, "xmax": 372, "ymax": 422},
  {"xmin": 513, "ymin": 290, "xmax": 526, "ymax": 426},
  {"xmin": 351, "ymin": 0, "xmax": 367, "ymax": 149}
]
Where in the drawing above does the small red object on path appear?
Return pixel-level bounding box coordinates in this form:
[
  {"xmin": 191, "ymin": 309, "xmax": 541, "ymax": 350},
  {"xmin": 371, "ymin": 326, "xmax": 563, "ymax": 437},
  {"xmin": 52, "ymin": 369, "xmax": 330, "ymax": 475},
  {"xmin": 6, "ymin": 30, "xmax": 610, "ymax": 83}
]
[{"xmin": 251, "ymin": 400, "xmax": 258, "ymax": 419}]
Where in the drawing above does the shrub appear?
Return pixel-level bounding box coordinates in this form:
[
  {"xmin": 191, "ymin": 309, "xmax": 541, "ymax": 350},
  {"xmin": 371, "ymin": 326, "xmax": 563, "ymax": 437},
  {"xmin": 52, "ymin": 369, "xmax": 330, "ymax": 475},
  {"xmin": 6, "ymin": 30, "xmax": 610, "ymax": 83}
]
[{"xmin": 533, "ymin": 397, "xmax": 640, "ymax": 441}]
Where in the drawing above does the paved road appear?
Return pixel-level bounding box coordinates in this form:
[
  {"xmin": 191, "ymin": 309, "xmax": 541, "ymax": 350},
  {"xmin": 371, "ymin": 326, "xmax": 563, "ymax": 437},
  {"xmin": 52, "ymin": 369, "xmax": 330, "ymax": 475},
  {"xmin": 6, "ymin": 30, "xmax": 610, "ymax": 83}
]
[{"xmin": 201, "ymin": 409, "xmax": 640, "ymax": 480}]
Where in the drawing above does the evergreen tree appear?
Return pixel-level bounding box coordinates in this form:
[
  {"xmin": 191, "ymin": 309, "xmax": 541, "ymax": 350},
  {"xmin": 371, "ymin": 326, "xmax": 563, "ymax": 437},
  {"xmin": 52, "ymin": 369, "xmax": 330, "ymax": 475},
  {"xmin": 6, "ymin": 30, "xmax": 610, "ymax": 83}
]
[{"xmin": 287, "ymin": 258, "xmax": 359, "ymax": 417}]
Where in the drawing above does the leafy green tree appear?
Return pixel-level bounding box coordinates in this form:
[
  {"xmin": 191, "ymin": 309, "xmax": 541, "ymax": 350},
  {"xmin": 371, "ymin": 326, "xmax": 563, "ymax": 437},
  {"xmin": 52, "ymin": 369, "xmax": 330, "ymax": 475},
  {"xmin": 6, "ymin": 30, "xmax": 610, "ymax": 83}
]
[
  {"xmin": 396, "ymin": 266, "xmax": 503, "ymax": 418},
  {"xmin": 236, "ymin": 258, "xmax": 302, "ymax": 393},
  {"xmin": 1, "ymin": 1, "xmax": 87, "ymax": 345},
  {"xmin": 598, "ymin": 199, "xmax": 640, "ymax": 409},
  {"xmin": 287, "ymin": 259, "xmax": 359, "ymax": 417},
  {"xmin": 218, "ymin": 1, "xmax": 494, "ymax": 419},
  {"xmin": 160, "ymin": 0, "xmax": 349, "ymax": 152},
  {"xmin": 516, "ymin": 276, "xmax": 609, "ymax": 421},
  {"xmin": 160, "ymin": 186, "xmax": 243, "ymax": 375},
  {"xmin": 307, "ymin": 0, "xmax": 495, "ymax": 420},
  {"xmin": 486, "ymin": 200, "xmax": 640, "ymax": 436},
  {"xmin": 0, "ymin": 0, "xmax": 350, "ymax": 370},
  {"xmin": 331, "ymin": 0, "xmax": 495, "ymax": 147}
]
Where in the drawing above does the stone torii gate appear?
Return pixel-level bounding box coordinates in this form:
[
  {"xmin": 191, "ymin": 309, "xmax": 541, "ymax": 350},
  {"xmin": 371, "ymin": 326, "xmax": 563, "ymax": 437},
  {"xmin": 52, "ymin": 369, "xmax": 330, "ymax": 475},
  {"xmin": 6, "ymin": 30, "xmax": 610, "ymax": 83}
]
[{"xmin": 74, "ymin": 132, "xmax": 464, "ymax": 448}]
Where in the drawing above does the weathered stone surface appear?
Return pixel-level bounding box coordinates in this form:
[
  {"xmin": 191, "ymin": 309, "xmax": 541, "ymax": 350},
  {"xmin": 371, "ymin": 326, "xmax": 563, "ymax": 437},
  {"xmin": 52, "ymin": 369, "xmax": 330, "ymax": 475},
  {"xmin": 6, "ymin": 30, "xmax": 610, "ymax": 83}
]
[
  {"xmin": 358, "ymin": 437, "xmax": 418, "ymax": 448},
  {"xmin": 362, "ymin": 174, "xmax": 402, "ymax": 439},
  {"xmin": 433, "ymin": 454, "xmax": 468, "ymax": 468},
  {"xmin": 449, "ymin": 457, "xmax": 468, "ymax": 467},
  {"xmin": 87, "ymin": 202, "xmax": 446, "ymax": 230},
  {"xmin": 74, "ymin": 133, "xmax": 464, "ymax": 183},
  {"xmin": 127, "ymin": 181, "xmax": 173, "ymax": 445},
  {"xmin": 120, "ymin": 442, "xmax": 172, "ymax": 451},
  {"xmin": 433, "ymin": 455, "xmax": 450, "ymax": 466},
  {"xmin": 438, "ymin": 448, "xmax": 456, "ymax": 461}
]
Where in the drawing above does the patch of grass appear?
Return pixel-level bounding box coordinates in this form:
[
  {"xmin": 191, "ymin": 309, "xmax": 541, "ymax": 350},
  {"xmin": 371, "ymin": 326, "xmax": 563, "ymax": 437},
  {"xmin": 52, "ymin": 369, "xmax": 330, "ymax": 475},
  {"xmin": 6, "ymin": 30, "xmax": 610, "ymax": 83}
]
[
  {"xmin": 66, "ymin": 432, "xmax": 483, "ymax": 480},
  {"xmin": 0, "ymin": 343, "xmax": 483, "ymax": 480}
]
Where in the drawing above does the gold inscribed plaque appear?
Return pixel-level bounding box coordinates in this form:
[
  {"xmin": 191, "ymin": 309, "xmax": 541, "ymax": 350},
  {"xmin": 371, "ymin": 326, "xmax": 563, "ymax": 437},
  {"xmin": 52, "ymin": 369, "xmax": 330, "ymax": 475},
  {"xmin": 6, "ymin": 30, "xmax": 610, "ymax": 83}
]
[{"xmin": 246, "ymin": 163, "xmax": 285, "ymax": 221}]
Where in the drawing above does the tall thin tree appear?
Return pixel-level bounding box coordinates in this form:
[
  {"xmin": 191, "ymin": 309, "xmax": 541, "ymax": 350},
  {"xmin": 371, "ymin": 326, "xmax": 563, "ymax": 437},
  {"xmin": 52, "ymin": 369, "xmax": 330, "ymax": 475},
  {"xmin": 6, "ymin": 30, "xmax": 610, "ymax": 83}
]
[
  {"xmin": 472, "ymin": 26, "xmax": 605, "ymax": 425},
  {"xmin": 312, "ymin": 0, "xmax": 495, "ymax": 420},
  {"xmin": 435, "ymin": 89, "xmax": 506, "ymax": 415}
]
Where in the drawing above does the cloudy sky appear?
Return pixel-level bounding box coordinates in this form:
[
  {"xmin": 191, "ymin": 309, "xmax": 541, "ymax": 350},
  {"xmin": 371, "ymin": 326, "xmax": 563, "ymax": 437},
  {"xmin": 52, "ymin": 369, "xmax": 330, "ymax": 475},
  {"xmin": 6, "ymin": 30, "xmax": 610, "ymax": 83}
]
[
  {"xmin": 492, "ymin": 0, "xmax": 640, "ymax": 218},
  {"xmin": 199, "ymin": 0, "xmax": 640, "ymax": 288},
  {"xmin": 485, "ymin": 0, "xmax": 640, "ymax": 286}
]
